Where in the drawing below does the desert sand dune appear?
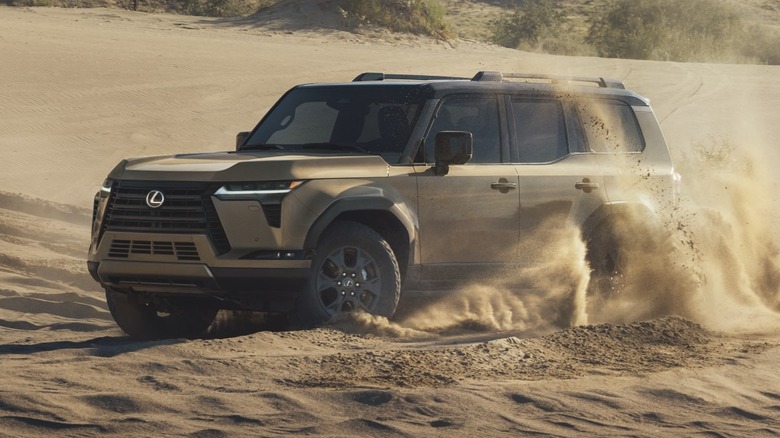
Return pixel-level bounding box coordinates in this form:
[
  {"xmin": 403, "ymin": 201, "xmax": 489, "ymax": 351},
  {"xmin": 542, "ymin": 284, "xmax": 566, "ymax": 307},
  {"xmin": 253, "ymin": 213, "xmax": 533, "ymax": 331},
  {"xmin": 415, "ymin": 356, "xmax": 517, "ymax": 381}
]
[{"xmin": 1, "ymin": 6, "xmax": 780, "ymax": 436}]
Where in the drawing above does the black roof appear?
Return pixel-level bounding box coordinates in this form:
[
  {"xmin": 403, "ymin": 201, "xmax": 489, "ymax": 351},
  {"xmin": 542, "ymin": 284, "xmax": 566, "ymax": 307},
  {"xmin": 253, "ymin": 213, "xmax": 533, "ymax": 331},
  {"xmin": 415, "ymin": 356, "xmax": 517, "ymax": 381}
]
[{"xmin": 297, "ymin": 71, "xmax": 650, "ymax": 106}]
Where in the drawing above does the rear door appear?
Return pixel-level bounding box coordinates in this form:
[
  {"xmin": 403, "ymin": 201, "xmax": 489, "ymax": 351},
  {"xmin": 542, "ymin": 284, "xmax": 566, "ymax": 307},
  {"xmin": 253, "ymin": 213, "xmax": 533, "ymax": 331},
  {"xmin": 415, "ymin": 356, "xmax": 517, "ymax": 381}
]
[{"xmin": 508, "ymin": 96, "xmax": 608, "ymax": 265}]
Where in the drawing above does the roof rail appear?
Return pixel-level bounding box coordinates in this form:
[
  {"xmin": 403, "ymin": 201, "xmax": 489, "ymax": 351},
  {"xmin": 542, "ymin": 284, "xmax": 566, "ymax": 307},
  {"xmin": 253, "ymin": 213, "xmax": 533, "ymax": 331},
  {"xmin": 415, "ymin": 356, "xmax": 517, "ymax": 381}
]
[
  {"xmin": 471, "ymin": 71, "xmax": 503, "ymax": 82},
  {"xmin": 472, "ymin": 71, "xmax": 625, "ymax": 89},
  {"xmin": 352, "ymin": 71, "xmax": 625, "ymax": 89},
  {"xmin": 353, "ymin": 72, "xmax": 469, "ymax": 82}
]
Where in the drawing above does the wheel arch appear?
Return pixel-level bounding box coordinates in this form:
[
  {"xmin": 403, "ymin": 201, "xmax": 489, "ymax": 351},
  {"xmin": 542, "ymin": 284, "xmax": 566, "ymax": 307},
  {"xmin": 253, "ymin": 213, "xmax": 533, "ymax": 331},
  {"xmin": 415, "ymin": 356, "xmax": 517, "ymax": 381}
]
[
  {"xmin": 303, "ymin": 198, "xmax": 416, "ymax": 279},
  {"xmin": 581, "ymin": 201, "xmax": 657, "ymax": 241}
]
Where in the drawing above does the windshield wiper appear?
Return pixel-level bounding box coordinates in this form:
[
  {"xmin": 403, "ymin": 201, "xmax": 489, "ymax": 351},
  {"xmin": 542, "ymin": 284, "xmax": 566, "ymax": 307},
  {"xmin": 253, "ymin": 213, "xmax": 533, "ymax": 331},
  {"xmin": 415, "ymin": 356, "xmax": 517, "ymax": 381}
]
[
  {"xmin": 240, "ymin": 144, "xmax": 287, "ymax": 151},
  {"xmin": 298, "ymin": 143, "xmax": 371, "ymax": 153}
]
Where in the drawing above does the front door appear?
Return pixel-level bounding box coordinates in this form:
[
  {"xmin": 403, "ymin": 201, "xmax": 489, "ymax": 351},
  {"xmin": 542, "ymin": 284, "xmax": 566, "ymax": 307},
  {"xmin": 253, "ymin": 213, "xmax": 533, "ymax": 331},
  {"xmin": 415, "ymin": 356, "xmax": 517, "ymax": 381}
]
[{"xmin": 415, "ymin": 95, "xmax": 520, "ymax": 283}]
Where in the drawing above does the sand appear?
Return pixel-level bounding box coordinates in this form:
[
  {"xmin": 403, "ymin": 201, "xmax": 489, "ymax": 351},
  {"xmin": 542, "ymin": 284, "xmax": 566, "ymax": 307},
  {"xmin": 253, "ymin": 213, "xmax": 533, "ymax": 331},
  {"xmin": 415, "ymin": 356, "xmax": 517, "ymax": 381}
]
[{"xmin": 1, "ymin": 5, "xmax": 780, "ymax": 436}]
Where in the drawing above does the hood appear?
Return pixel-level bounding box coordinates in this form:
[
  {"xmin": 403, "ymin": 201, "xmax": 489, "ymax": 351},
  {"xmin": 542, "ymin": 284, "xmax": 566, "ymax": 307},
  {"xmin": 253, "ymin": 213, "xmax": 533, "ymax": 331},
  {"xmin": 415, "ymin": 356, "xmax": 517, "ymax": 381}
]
[{"xmin": 111, "ymin": 151, "xmax": 391, "ymax": 182}]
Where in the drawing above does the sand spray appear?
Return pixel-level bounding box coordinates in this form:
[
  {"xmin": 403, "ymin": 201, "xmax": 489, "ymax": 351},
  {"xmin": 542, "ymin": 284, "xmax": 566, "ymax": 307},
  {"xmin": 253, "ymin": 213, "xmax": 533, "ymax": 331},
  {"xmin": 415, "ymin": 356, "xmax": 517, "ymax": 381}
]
[{"xmin": 333, "ymin": 137, "xmax": 780, "ymax": 337}]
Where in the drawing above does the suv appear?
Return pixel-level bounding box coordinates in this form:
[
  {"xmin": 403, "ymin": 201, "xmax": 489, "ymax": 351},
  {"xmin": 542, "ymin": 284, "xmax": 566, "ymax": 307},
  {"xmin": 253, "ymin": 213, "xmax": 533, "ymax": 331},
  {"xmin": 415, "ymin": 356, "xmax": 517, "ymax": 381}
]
[{"xmin": 88, "ymin": 71, "xmax": 679, "ymax": 339}]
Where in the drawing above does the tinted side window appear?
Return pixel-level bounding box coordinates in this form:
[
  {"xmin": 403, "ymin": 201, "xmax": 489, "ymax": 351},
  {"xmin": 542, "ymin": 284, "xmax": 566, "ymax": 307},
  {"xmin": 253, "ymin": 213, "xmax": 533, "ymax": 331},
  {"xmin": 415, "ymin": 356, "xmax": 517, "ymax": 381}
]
[
  {"xmin": 511, "ymin": 99, "xmax": 568, "ymax": 163},
  {"xmin": 579, "ymin": 100, "xmax": 644, "ymax": 153},
  {"xmin": 425, "ymin": 96, "xmax": 501, "ymax": 164}
]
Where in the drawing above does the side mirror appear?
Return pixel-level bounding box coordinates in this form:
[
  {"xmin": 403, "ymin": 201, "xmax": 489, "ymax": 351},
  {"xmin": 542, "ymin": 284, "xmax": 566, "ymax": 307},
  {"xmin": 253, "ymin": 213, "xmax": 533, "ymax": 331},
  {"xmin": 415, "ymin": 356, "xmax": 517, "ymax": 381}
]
[
  {"xmin": 434, "ymin": 131, "xmax": 472, "ymax": 176},
  {"xmin": 236, "ymin": 131, "xmax": 251, "ymax": 150}
]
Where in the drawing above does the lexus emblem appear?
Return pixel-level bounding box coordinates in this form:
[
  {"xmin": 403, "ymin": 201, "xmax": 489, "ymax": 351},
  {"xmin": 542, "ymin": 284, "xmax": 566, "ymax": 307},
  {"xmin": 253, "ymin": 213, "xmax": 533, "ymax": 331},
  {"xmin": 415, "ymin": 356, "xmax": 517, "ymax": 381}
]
[{"xmin": 145, "ymin": 190, "xmax": 165, "ymax": 208}]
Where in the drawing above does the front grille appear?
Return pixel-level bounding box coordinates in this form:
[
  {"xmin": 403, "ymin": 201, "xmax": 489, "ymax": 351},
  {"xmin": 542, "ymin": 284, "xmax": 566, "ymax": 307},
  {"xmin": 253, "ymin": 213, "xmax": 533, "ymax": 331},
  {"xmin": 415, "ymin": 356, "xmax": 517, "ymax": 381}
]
[
  {"xmin": 92, "ymin": 195, "xmax": 99, "ymax": 224},
  {"xmin": 102, "ymin": 181, "xmax": 231, "ymax": 255},
  {"xmin": 108, "ymin": 239, "xmax": 201, "ymax": 261}
]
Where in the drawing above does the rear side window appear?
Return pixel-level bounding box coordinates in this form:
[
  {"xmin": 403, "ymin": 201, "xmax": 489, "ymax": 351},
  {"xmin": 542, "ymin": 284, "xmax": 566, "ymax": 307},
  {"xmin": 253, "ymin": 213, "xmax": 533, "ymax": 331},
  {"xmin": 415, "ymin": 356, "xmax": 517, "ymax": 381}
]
[
  {"xmin": 579, "ymin": 100, "xmax": 644, "ymax": 153},
  {"xmin": 511, "ymin": 98, "xmax": 568, "ymax": 163}
]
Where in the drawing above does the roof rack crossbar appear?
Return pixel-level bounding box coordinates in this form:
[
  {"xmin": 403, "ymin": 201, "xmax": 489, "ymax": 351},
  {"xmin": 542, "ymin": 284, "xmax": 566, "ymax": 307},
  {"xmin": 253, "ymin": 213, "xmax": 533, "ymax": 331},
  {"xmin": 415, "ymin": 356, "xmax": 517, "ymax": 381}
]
[
  {"xmin": 478, "ymin": 72, "xmax": 624, "ymax": 89},
  {"xmin": 353, "ymin": 72, "xmax": 469, "ymax": 82}
]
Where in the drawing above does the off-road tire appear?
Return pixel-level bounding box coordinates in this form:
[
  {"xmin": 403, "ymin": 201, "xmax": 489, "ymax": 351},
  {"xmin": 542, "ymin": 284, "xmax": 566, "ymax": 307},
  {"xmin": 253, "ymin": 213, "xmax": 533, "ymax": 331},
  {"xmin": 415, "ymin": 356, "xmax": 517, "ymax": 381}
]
[
  {"xmin": 586, "ymin": 218, "xmax": 631, "ymax": 302},
  {"xmin": 106, "ymin": 288, "xmax": 218, "ymax": 340},
  {"xmin": 292, "ymin": 221, "xmax": 401, "ymax": 328}
]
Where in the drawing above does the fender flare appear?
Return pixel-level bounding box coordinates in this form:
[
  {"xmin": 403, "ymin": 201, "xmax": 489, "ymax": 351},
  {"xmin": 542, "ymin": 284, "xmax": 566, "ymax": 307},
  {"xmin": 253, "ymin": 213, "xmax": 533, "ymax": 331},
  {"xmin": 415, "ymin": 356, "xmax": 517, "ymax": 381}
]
[
  {"xmin": 303, "ymin": 197, "xmax": 417, "ymax": 255},
  {"xmin": 581, "ymin": 202, "xmax": 656, "ymax": 239}
]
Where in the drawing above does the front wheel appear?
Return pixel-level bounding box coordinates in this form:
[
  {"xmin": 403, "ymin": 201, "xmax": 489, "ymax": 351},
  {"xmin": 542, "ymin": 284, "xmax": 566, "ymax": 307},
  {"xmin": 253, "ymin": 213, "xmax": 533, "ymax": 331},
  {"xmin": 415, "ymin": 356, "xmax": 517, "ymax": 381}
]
[
  {"xmin": 292, "ymin": 221, "xmax": 401, "ymax": 327},
  {"xmin": 105, "ymin": 288, "xmax": 218, "ymax": 340}
]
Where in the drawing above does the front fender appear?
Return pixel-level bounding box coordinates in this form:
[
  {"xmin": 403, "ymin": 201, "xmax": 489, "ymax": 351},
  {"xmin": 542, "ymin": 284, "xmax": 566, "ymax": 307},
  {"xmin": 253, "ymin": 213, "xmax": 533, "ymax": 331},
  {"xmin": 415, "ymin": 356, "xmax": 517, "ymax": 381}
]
[
  {"xmin": 283, "ymin": 179, "xmax": 418, "ymax": 255},
  {"xmin": 303, "ymin": 196, "xmax": 416, "ymax": 252}
]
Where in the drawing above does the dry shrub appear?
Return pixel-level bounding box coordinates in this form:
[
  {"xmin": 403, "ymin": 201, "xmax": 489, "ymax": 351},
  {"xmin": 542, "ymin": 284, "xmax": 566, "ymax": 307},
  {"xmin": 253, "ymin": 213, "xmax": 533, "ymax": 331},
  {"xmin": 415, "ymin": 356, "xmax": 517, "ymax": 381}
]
[{"xmin": 337, "ymin": 0, "xmax": 451, "ymax": 39}]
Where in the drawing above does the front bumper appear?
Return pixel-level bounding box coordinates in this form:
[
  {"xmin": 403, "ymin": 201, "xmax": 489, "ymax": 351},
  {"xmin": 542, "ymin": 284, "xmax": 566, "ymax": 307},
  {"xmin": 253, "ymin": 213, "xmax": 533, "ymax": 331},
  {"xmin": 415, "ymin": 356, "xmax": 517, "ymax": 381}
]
[
  {"xmin": 88, "ymin": 231, "xmax": 311, "ymax": 309},
  {"xmin": 88, "ymin": 259, "xmax": 309, "ymax": 295}
]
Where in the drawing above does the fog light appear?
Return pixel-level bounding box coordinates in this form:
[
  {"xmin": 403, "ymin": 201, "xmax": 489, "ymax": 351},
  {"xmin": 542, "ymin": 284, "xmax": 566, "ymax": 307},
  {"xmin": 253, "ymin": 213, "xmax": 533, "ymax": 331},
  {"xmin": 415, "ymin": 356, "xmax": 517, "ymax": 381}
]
[{"xmin": 241, "ymin": 250, "xmax": 305, "ymax": 260}]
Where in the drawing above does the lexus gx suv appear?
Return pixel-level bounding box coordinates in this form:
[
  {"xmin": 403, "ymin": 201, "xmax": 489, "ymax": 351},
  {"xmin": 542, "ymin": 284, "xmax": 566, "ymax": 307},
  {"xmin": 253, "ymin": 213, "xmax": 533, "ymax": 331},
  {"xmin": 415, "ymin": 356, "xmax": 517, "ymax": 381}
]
[{"xmin": 88, "ymin": 71, "xmax": 679, "ymax": 339}]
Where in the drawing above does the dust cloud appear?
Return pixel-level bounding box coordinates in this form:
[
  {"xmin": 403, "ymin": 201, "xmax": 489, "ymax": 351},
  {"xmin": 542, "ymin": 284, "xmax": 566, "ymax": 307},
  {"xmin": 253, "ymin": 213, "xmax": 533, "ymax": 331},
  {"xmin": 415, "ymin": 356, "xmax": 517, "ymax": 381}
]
[
  {"xmin": 331, "ymin": 224, "xmax": 591, "ymax": 337},
  {"xmin": 574, "ymin": 135, "xmax": 780, "ymax": 333},
  {"xmin": 666, "ymin": 138, "xmax": 780, "ymax": 332},
  {"xmin": 399, "ymin": 224, "xmax": 590, "ymax": 333}
]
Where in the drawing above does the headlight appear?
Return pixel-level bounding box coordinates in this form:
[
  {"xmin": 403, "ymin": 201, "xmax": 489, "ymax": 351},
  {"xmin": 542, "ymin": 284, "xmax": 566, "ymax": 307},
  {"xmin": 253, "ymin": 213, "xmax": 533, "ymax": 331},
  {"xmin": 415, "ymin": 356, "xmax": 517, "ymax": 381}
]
[
  {"xmin": 214, "ymin": 181, "xmax": 304, "ymax": 203},
  {"xmin": 90, "ymin": 178, "xmax": 113, "ymax": 252}
]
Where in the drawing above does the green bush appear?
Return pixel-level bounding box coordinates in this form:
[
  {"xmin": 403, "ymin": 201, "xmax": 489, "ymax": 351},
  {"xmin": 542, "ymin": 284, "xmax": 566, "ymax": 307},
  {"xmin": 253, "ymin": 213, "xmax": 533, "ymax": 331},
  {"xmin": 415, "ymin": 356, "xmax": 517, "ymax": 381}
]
[
  {"xmin": 183, "ymin": 0, "xmax": 273, "ymax": 17},
  {"xmin": 492, "ymin": 0, "xmax": 567, "ymax": 50},
  {"xmin": 586, "ymin": 0, "xmax": 745, "ymax": 62},
  {"xmin": 337, "ymin": 0, "xmax": 451, "ymax": 39}
]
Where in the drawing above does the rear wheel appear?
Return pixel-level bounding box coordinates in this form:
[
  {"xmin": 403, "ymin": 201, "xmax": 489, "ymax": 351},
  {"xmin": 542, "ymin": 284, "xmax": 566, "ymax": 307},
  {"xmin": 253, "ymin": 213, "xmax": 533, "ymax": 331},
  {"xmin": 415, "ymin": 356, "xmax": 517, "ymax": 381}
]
[
  {"xmin": 586, "ymin": 219, "xmax": 629, "ymax": 299},
  {"xmin": 585, "ymin": 213, "xmax": 678, "ymax": 322},
  {"xmin": 292, "ymin": 221, "xmax": 401, "ymax": 327},
  {"xmin": 105, "ymin": 288, "xmax": 218, "ymax": 340}
]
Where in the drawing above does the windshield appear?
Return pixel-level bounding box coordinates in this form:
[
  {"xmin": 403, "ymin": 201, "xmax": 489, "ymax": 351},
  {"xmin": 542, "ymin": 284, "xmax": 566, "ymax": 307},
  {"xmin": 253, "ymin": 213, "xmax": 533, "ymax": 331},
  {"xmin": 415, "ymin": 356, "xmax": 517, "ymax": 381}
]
[{"xmin": 243, "ymin": 85, "xmax": 427, "ymax": 162}]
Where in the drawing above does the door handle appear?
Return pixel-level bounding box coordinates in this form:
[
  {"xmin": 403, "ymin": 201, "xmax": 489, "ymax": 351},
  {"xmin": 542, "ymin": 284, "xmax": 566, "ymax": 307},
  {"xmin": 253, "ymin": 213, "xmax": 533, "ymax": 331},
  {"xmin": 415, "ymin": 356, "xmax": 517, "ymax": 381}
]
[
  {"xmin": 490, "ymin": 182, "xmax": 517, "ymax": 190},
  {"xmin": 491, "ymin": 177, "xmax": 517, "ymax": 194},
  {"xmin": 575, "ymin": 178, "xmax": 599, "ymax": 193}
]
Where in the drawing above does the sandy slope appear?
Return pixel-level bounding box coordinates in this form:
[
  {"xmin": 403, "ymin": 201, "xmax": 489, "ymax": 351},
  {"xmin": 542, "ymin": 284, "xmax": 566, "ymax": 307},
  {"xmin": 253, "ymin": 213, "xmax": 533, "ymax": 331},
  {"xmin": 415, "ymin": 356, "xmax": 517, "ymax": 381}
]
[{"xmin": 1, "ymin": 6, "xmax": 780, "ymax": 436}]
